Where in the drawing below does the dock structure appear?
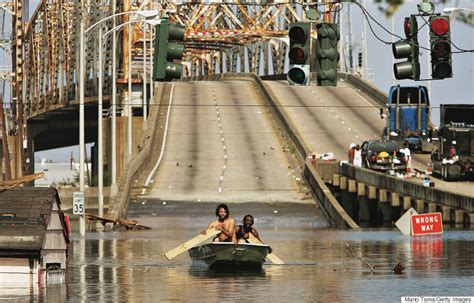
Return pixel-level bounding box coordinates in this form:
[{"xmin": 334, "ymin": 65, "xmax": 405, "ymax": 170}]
[{"xmin": 0, "ymin": 188, "xmax": 70, "ymax": 285}]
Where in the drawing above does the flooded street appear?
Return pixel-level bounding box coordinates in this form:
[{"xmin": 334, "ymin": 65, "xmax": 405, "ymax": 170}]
[{"xmin": 2, "ymin": 201, "xmax": 473, "ymax": 302}]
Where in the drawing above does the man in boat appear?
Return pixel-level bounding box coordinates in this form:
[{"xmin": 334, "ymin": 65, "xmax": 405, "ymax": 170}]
[
  {"xmin": 201, "ymin": 203, "xmax": 236, "ymax": 243},
  {"xmin": 235, "ymin": 214, "xmax": 272, "ymax": 253}
]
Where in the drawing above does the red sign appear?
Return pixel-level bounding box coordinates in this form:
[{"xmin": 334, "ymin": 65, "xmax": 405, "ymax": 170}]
[{"xmin": 411, "ymin": 213, "xmax": 443, "ymax": 236}]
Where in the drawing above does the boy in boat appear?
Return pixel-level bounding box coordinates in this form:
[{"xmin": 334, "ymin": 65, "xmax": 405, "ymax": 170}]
[
  {"xmin": 201, "ymin": 203, "xmax": 236, "ymax": 243},
  {"xmin": 235, "ymin": 214, "xmax": 272, "ymax": 253}
]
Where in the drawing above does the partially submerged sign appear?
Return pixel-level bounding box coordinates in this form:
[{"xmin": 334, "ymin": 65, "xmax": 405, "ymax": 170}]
[
  {"xmin": 395, "ymin": 208, "xmax": 418, "ymax": 236},
  {"xmin": 411, "ymin": 212, "xmax": 443, "ymax": 236}
]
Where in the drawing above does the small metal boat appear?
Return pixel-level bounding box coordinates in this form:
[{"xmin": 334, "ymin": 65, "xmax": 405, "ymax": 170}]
[{"xmin": 188, "ymin": 242, "xmax": 270, "ymax": 270}]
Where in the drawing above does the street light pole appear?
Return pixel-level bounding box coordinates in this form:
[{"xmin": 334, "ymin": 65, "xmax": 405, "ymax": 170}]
[
  {"xmin": 143, "ymin": 23, "xmax": 147, "ymax": 122},
  {"xmin": 79, "ymin": 20, "xmax": 86, "ymax": 236},
  {"xmin": 98, "ymin": 26, "xmax": 104, "ymax": 221},
  {"xmin": 149, "ymin": 24, "xmax": 154, "ymax": 107},
  {"xmin": 111, "ymin": 4, "xmax": 118, "ymax": 194},
  {"xmin": 128, "ymin": 21, "xmax": 133, "ymax": 157}
]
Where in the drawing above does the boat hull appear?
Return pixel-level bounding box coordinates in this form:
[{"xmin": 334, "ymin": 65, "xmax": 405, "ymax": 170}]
[{"xmin": 188, "ymin": 242, "xmax": 270, "ymax": 270}]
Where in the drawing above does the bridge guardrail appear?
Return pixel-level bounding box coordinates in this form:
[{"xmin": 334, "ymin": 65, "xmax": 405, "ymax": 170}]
[
  {"xmin": 107, "ymin": 83, "xmax": 167, "ymax": 221},
  {"xmin": 340, "ymin": 163, "xmax": 473, "ymax": 212}
]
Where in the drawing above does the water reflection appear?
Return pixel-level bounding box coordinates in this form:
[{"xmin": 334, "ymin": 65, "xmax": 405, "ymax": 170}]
[{"xmin": 1, "ymin": 218, "xmax": 473, "ymax": 301}]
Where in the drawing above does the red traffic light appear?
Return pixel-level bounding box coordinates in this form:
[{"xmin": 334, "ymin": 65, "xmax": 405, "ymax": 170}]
[
  {"xmin": 431, "ymin": 17, "xmax": 449, "ymax": 36},
  {"xmin": 404, "ymin": 18, "xmax": 411, "ymax": 37},
  {"xmin": 289, "ymin": 47, "xmax": 307, "ymax": 64},
  {"xmin": 289, "ymin": 26, "xmax": 307, "ymax": 44}
]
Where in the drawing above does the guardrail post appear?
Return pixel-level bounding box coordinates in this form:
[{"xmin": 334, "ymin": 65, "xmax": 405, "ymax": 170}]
[
  {"xmin": 428, "ymin": 203, "xmax": 437, "ymax": 213},
  {"xmin": 348, "ymin": 179, "xmax": 357, "ymax": 193},
  {"xmin": 379, "ymin": 189, "xmax": 388, "ymax": 203},
  {"xmin": 455, "ymin": 210, "xmax": 464, "ymax": 225},
  {"xmin": 368, "ymin": 186, "xmax": 376, "ymax": 199},
  {"xmin": 357, "ymin": 182, "xmax": 365, "ymax": 196},
  {"xmin": 391, "ymin": 192, "xmax": 400, "ymax": 207},
  {"xmin": 332, "ymin": 174, "xmax": 340, "ymax": 186},
  {"xmin": 340, "ymin": 176, "xmax": 347, "ymax": 190},
  {"xmin": 442, "ymin": 206, "xmax": 452, "ymax": 223},
  {"xmin": 469, "ymin": 213, "xmax": 474, "ymax": 227},
  {"xmin": 416, "ymin": 199, "xmax": 425, "ymax": 213},
  {"xmin": 403, "ymin": 196, "xmax": 412, "ymax": 210}
]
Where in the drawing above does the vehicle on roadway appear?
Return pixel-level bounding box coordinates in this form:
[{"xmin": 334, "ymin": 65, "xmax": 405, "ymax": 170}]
[
  {"xmin": 430, "ymin": 104, "xmax": 474, "ymax": 181},
  {"xmin": 361, "ymin": 140, "xmax": 407, "ymax": 172},
  {"xmin": 382, "ymin": 85, "xmax": 433, "ymax": 153}
]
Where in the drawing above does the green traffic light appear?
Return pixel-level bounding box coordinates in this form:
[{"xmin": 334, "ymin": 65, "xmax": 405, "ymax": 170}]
[
  {"xmin": 288, "ymin": 67, "xmax": 307, "ymax": 85},
  {"xmin": 153, "ymin": 21, "xmax": 186, "ymax": 81},
  {"xmin": 287, "ymin": 22, "xmax": 311, "ymax": 86},
  {"xmin": 316, "ymin": 22, "xmax": 339, "ymax": 87}
]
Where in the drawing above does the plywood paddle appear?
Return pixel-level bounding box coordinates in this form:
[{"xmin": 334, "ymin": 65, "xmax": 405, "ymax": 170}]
[
  {"xmin": 248, "ymin": 233, "xmax": 285, "ymax": 265},
  {"xmin": 164, "ymin": 228, "xmax": 221, "ymax": 261}
]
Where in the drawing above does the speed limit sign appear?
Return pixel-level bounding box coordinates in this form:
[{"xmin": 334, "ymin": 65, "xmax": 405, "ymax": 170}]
[{"xmin": 73, "ymin": 191, "xmax": 85, "ymax": 215}]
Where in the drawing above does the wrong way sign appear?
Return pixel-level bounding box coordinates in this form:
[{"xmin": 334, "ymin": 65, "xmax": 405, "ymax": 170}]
[{"xmin": 411, "ymin": 212, "xmax": 443, "ymax": 236}]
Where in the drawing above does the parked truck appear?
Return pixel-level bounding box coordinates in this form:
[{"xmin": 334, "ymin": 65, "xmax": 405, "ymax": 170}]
[
  {"xmin": 382, "ymin": 85, "xmax": 433, "ymax": 152},
  {"xmin": 431, "ymin": 104, "xmax": 474, "ymax": 181}
]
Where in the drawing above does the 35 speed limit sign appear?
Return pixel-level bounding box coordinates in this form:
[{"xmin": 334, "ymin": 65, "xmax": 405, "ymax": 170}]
[{"xmin": 73, "ymin": 191, "xmax": 85, "ymax": 215}]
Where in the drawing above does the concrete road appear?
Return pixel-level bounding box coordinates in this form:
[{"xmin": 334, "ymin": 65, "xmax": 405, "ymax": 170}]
[
  {"xmin": 265, "ymin": 80, "xmax": 474, "ymax": 197},
  {"xmin": 139, "ymin": 81, "xmax": 311, "ymax": 203}
]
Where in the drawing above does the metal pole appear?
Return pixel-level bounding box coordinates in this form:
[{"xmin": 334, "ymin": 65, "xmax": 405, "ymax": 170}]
[
  {"xmin": 79, "ymin": 20, "xmax": 86, "ymax": 236},
  {"xmin": 111, "ymin": 9, "xmax": 117, "ymax": 189},
  {"xmin": 149, "ymin": 24, "xmax": 154, "ymax": 106},
  {"xmin": 362, "ymin": 0, "xmax": 369, "ymax": 80},
  {"xmin": 128, "ymin": 22, "xmax": 133, "ymax": 157},
  {"xmin": 391, "ymin": 13, "xmax": 396, "ymax": 85},
  {"xmin": 98, "ymin": 26, "xmax": 104, "ymax": 219},
  {"xmin": 426, "ymin": 25, "xmax": 431, "ymax": 97},
  {"xmin": 143, "ymin": 23, "xmax": 147, "ymax": 122}
]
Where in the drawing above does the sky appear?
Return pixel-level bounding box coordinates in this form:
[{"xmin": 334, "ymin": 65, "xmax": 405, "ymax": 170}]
[{"xmin": 2, "ymin": 0, "xmax": 473, "ymax": 162}]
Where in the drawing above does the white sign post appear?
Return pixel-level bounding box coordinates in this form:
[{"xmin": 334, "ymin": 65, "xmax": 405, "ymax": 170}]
[{"xmin": 73, "ymin": 191, "xmax": 85, "ymax": 215}]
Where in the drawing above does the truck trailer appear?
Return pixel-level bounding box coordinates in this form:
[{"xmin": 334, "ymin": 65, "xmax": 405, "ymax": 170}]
[
  {"xmin": 383, "ymin": 85, "xmax": 433, "ymax": 152},
  {"xmin": 431, "ymin": 104, "xmax": 474, "ymax": 181}
]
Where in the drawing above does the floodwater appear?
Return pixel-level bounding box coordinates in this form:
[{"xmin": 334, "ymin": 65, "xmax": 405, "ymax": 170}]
[{"xmin": 1, "ymin": 202, "xmax": 473, "ymax": 302}]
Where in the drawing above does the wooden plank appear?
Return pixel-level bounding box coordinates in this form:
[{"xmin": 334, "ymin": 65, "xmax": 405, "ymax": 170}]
[
  {"xmin": 164, "ymin": 229, "xmax": 221, "ymax": 261},
  {"xmin": 0, "ymin": 172, "xmax": 45, "ymax": 191},
  {"xmin": 248, "ymin": 233, "xmax": 285, "ymax": 265}
]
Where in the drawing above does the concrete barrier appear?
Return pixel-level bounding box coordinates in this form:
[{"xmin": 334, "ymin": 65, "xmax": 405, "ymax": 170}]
[
  {"xmin": 57, "ymin": 187, "xmax": 111, "ymax": 210},
  {"xmin": 107, "ymin": 83, "xmax": 168, "ymax": 220},
  {"xmin": 340, "ymin": 163, "xmax": 474, "ymax": 212}
]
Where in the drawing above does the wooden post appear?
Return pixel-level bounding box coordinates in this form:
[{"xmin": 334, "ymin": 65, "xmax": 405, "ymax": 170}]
[
  {"xmin": 441, "ymin": 207, "xmax": 451, "ymax": 223},
  {"xmin": 333, "ymin": 174, "xmax": 340, "ymax": 186},
  {"xmin": 340, "ymin": 176, "xmax": 347, "ymax": 190},
  {"xmin": 357, "ymin": 182, "xmax": 366, "ymax": 196},
  {"xmin": 348, "ymin": 179, "xmax": 357, "ymax": 193},
  {"xmin": 403, "ymin": 196, "xmax": 411, "ymax": 210},
  {"xmin": 368, "ymin": 186, "xmax": 376, "ymax": 199},
  {"xmin": 391, "ymin": 192, "xmax": 400, "ymax": 207},
  {"xmin": 379, "ymin": 189, "xmax": 388, "ymax": 203},
  {"xmin": 415, "ymin": 199, "xmax": 425, "ymax": 213},
  {"xmin": 455, "ymin": 210, "xmax": 464, "ymax": 224}
]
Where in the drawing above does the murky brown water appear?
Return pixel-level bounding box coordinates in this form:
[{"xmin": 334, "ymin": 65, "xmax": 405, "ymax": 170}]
[{"xmin": 1, "ymin": 202, "xmax": 473, "ymax": 301}]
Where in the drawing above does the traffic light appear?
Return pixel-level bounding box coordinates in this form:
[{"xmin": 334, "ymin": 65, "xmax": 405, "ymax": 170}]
[
  {"xmin": 287, "ymin": 22, "xmax": 311, "ymax": 86},
  {"xmin": 392, "ymin": 16, "xmax": 420, "ymax": 80},
  {"xmin": 429, "ymin": 16, "xmax": 452, "ymax": 79},
  {"xmin": 316, "ymin": 22, "xmax": 339, "ymax": 87},
  {"xmin": 153, "ymin": 21, "xmax": 185, "ymax": 81}
]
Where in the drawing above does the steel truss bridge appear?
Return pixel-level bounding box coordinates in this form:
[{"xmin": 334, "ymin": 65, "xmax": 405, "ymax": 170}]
[{"xmin": 11, "ymin": 0, "xmax": 338, "ymax": 121}]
